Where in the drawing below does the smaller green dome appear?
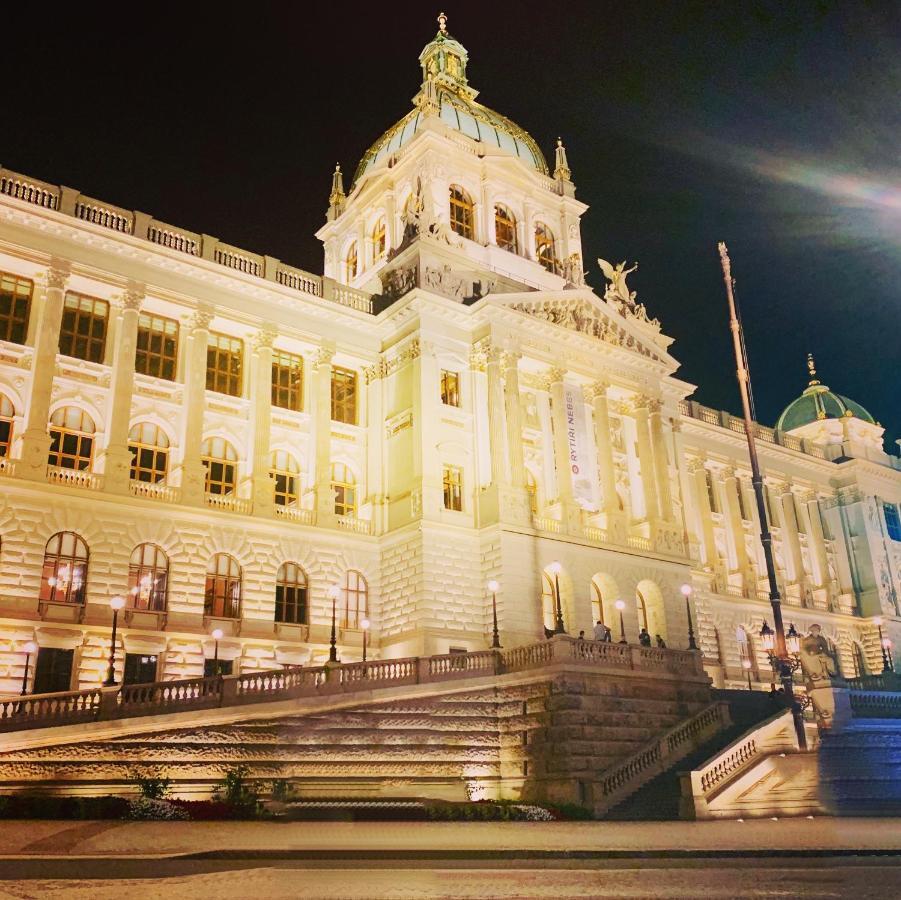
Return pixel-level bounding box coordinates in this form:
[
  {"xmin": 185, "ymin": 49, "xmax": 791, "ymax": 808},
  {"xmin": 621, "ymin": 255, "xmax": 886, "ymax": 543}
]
[{"xmin": 776, "ymin": 355, "xmax": 875, "ymax": 432}]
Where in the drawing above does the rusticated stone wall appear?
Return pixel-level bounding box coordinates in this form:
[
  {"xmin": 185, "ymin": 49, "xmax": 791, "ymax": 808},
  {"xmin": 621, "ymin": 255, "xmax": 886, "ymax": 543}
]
[{"xmin": 0, "ymin": 668, "xmax": 711, "ymax": 805}]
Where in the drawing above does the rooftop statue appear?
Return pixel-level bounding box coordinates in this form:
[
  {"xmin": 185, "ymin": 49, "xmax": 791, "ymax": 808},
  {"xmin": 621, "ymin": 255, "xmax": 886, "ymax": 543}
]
[{"xmin": 598, "ymin": 258, "xmax": 660, "ymax": 329}]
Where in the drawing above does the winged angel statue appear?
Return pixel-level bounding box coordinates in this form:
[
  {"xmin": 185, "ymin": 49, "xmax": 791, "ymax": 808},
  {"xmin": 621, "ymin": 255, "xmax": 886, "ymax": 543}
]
[{"xmin": 596, "ymin": 258, "xmax": 659, "ymax": 328}]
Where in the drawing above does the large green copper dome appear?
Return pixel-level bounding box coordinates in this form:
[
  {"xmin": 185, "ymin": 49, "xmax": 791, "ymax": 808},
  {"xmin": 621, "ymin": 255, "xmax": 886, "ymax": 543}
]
[
  {"xmin": 352, "ymin": 19, "xmax": 548, "ymax": 187},
  {"xmin": 776, "ymin": 355, "xmax": 875, "ymax": 432}
]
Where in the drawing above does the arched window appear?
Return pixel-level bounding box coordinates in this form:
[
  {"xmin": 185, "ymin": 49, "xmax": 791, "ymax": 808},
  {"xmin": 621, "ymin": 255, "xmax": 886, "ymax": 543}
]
[
  {"xmin": 540, "ymin": 572, "xmax": 556, "ymax": 632},
  {"xmin": 494, "ymin": 205, "xmax": 517, "ymax": 253},
  {"xmin": 48, "ymin": 407, "xmax": 95, "ymax": 470},
  {"xmin": 204, "ymin": 553, "xmax": 242, "ymax": 619},
  {"xmin": 851, "ymin": 641, "xmax": 867, "ymax": 678},
  {"xmin": 345, "ymin": 242, "xmax": 359, "ymax": 281},
  {"xmin": 635, "ymin": 588, "xmax": 649, "ymax": 632},
  {"xmin": 40, "ymin": 531, "xmax": 88, "ymax": 605},
  {"xmin": 371, "ymin": 217, "xmax": 386, "ymax": 260},
  {"xmin": 342, "ymin": 569, "xmax": 368, "ymax": 629},
  {"xmin": 128, "ymin": 543, "xmax": 169, "ymax": 611},
  {"xmin": 128, "ymin": 422, "xmax": 170, "ymax": 483},
  {"xmin": 270, "ymin": 450, "xmax": 300, "ymax": 507},
  {"xmin": 331, "ymin": 462, "xmax": 356, "ymax": 517},
  {"xmin": 534, "ymin": 222, "xmax": 558, "ymax": 273},
  {"xmin": 591, "ymin": 579, "xmax": 605, "ymax": 626},
  {"xmin": 0, "ymin": 393, "xmax": 14, "ymax": 458},
  {"xmin": 525, "ymin": 470, "xmax": 539, "ymax": 516},
  {"xmin": 449, "ymin": 185, "xmax": 474, "ymax": 240},
  {"xmin": 201, "ymin": 437, "xmax": 238, "ymax": 495},
  {"xmin": 275, "ymin": 562, "xmax": 308, "ymax": 625}
]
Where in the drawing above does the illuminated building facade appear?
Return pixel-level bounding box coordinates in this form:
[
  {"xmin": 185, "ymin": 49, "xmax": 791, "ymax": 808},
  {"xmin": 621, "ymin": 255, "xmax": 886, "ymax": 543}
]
[{"xmin": 0, "ymin": 17, "xmax": 899, "ymax": 701}]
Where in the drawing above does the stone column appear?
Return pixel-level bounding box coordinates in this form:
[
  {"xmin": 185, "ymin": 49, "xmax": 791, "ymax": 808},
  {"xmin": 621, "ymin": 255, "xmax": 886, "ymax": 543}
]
[
  {"xmin": 648, "ymin": 400, "xmax": 673, "ymax": 521},
  {"xmin": 19, "ymin": 261, "xmax": 70, "ymax": 481},
  {"xmin": 690, "ymin": 460, "xmax": 718, "ymax": 571},
  {"xmin": 806, "ymin": 495, "xmax": 830, "ymax": 589},
  {"xmin": 384, "ymin": 190, "xmax": 396, "ymax": 254},
  {"xmin": 486, "ymin": 346, "xmax": 508, "ymax": 488},
  {"xmin": 631, "ymin": 397, "xmax": 660, "ymax": 522},
  {"xmin": 548, "ymin": 367, "xmax": 582, "ymax": 533},
  {"xmin": 250, "ymin": 326, "xmax": 276, "ymax": 516},
  {"xmin": 589, "ymin": 381, "xmax": 619, "ymax": 518},
  {"xmin": 178, "ymin": 307, "xmax": 213, "ymax": 505},
  {"xmin": 313, "ymin": 343, "xmax": 335, "ymax": 524},
  {"xmin": 778, "ymin": 486, "xmax": 806, "ymax": 599},
  {"xmin": 502, "ymin": 350, "xmax": 525, "ymax": 489},
  {"xmin": 100, "ymin": 284, "xmax": 143, "ymax": 493},
  {"xmin": 722, "ymin": 468, "xmax": 750, "ymax": 582}
]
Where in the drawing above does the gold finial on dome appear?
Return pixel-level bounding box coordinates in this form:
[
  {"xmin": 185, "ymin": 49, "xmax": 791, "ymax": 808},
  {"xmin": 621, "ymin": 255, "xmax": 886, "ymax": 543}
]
[
  {"xmin": 438, "ymin": 11, "xmax": 448, "ymax": 34},
  {"xmin": 806, "ymin": 352, "xmax": 820, "ymax": 386}
]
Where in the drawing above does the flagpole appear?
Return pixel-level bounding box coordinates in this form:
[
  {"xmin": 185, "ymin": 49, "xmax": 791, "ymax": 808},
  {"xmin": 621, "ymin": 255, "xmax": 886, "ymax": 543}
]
[{"xmin": 718, "ymin": 242, "xmax": 807, "ymax": 750}]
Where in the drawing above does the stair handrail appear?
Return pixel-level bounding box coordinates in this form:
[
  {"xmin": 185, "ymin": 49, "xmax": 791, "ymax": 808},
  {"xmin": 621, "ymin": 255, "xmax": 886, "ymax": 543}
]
[
  {"xmin": 679, "ymin": 706, "xmax": 799, "ymax": 819},
  {"xmin": 595, "ymin": 700, "xmax": 731, "ymax": 815}
]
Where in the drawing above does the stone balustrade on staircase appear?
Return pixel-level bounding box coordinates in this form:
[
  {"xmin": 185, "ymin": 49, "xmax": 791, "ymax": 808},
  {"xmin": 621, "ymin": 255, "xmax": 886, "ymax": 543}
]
[{"xmin": 0, "ymin": 635, "xmax": 705, "ymax": 735}]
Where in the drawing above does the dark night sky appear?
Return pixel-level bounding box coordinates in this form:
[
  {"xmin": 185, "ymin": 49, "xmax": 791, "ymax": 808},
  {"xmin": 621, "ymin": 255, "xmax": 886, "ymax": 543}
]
[{"xmin": 5, "ymin": 2, "xmax": 899, "ymax": 445}]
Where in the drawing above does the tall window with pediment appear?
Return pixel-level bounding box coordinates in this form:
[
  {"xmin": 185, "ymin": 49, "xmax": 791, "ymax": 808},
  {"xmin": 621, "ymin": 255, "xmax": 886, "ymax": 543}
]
[
  {"xmin": 371, "ymin": 217, "xmax": 386, "ymax": 260},
  {"xmin": 0, "ymin": 271, "xmax": 33, "ymax": 345},
  {"xmin": 59, "ymin": 293, "xmax": 109, "ymax": 363},
  {"xmin": 494, "ymin": 205, "xmax": 517, "ymax": 253},
  {"xmin": 534, "ymin": 223, "xmax": 558, "ymax": 273},
  {"xmin": 345, "ymin": 242, "xmax": 359, "ymax": 281},
  {"xmin": 449, "ymin": 186, "xmax": 474, "ymax": 240}
]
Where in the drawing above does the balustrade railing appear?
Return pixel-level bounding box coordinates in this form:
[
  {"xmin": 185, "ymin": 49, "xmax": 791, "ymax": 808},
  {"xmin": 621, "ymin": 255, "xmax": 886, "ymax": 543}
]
[
  {"xmin": 46, "ymin": 465, "xmax": 104, "ymax": 491},
  {"xmin": 130, "ymin": 480, "xmax": 181, "ymax": 503},
  {"xmin": 205, "ymin": 493, "xmax": 252, "ymax": 514},
  {"xmin": 336, "ymin": 515, "xmax": 372, "ymax": 535},
  {"xmin": 274, "ymin": 505, "xmax": 314, "ymax": 524},
  {"xmin": 0, "ymin": 634, "xmax": 706, "ymax": 735}
]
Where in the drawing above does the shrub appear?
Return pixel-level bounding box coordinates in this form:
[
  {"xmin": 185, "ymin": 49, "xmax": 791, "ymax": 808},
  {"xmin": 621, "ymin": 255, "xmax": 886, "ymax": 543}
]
[
  {"xmin": 215, "ymin": 765, "xmax": 260, "ymax": 817},
  {"xmin": 548, "ymin": 802, "xmax": 593, "ymax": 820},
  {"xmin": 126, "ymin": 798, "xmax": 190, "ymax": 821},
  {"xmin": 133, "ymin": 775, "xmax": 171, "ymax": 800},
  {"xmin": 270, "ymin": 779, "xmax": 289, "ymax": 802}
]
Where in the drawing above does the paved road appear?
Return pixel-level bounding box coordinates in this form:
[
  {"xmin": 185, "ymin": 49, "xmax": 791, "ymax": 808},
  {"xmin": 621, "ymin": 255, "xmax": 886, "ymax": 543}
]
[
  {"xmin": 1, "ymin": 861, "xmax": 900, "ymax": 899},
  {"xmin": 1, "ymin": 819, "xmax": 900, "ymax": 898}
]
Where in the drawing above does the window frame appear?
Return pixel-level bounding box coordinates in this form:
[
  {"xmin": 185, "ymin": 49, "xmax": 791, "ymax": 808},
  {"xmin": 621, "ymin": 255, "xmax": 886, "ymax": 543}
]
[
  {"xmin": 39, "ymin": 531, "xmax": 89, "ymax": 606},
  {"xmin": 0, "ymin": 393, "xmax": 14, "ymax": 458},
  {"xmin": 494, "ymin": 204, "xmax": 517, "ymax": 253},
  {"xmin": 59, "ymin": 292, "xmax": 109, "ymax": 363},
  {"xmin": 206, "ymin": 332, "xmax": 243, "ymax": 397},
  {"xmin": 48, "ymin": 406, "xmax": 95, "ymax": 470},
  {"xmin": 442, "ymin": 464, "xmax": 463, "ymax": 511},
  {"xmin": 534, "ymin": 222, "xmax": 558, "ymax": 274},
  {"xmin": 331, "ymin": 366, "xmax": 357, "ymax": 425},
  {"xmin": 345, "ymin": 241, "xmax": 359, "ymax": 281},
  {"xmin": 204, "ymin": 553, "xmax": 242, "ymax": 619},
  {"xmin": 440, "ymin": 369, "xmax": 460, "ymax": 408},
  {"xmin": 128, "ymin": 422, "xmax": 170, "ymax": 484},
  {"xmin": 449, "ymin": 185, "xmax": 474, "ymax": 240},
  {"xmin": 135, "ymin": 312, "xmax": 179, "ymax": 382},
  {"xmin": 270, "ymin": 449, "xmax": 300, "ymax": 507},
  {"xmin": 331, "ymin": 461, "xmax": 357, "ymax": 517},
  {"xmin": 275, "ymin": 561, "xmax": 308, "ymax": 625},
  {"xmin": 0, "ymin": 271, "xmax": 33, "ymax": 345},
  {"xmin": 201, "ymin": 436, "xmax": 238, "ymax": 496},
  {"xmin": 371, "ymin": 216, "xmax": 386, "ymax": 261},
  {"xmin": 127, "ymin": 542, "xmax": 169, "ymax": 612},
  {"xmin": 271, "ymin": 350, "xmax": 304, "ymax": 412},
  {"xmin": 342, "ymin": 569, "xmax": 368, "ymax": 629}
]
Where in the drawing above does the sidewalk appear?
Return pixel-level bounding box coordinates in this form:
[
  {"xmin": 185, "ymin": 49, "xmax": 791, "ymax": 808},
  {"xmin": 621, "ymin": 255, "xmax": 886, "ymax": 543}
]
[{"xmin": 3, "ymin": 818, "xmax": 901, "ymax": 858}]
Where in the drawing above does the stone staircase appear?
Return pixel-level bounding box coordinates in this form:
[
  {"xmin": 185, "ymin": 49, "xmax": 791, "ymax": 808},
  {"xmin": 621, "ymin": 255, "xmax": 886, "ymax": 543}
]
[{"xmin": 0, "ymin": 636, "xmax": 716, "ymax": 810}]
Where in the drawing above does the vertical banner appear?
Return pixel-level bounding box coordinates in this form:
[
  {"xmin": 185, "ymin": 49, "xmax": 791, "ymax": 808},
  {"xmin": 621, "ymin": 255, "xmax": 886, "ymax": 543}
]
[{"xmin": 563, "ymin": 381, "xmax": 595, "ymax": 507}]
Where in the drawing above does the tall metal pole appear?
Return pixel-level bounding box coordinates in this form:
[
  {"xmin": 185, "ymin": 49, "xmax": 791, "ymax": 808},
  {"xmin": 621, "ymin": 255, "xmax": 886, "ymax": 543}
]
[
  {"xmin": 553, "ymin": 572, "xmax": 565, "ymax": 634},
  {"xmin": 718, "ymin": 242, "xmax": 806, "ymax": 750}
]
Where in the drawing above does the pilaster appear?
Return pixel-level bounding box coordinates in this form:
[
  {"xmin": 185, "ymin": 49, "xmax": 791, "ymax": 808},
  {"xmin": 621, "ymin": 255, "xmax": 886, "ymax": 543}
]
[
  {"xmin": 250, "ymin": 326, "xmax": 276, "ymax": 516},
  {"xmin": 313, "ymin": 343, "xmax": 336, "ymax": 525},
  {"xmin": 178, "ymin": 306, "xmax": 213, "ymax": 505},
  {"xmin": 588, "ymin": 381, "xmax": 626, "ymax": 542},
  {"xmin": 547, "ymin": 367, "xmax": 582, "ymax": 534}
]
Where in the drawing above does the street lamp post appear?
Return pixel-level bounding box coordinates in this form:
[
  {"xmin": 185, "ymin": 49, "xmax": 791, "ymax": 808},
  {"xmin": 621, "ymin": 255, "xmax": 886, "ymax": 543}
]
[
  {"xmin": 548, "ymin": 562, "xmax": 565, "ymax": 634},
  {"xmin": 20, "ymin": 641, "xmax": 37, "ymax": 696},
  {"xmin": 681, "ymin": 583, "xmax": 697, "ymax": 650},
  {"xmin": 327, "ymin": 585, "xmax": 340, "ymax": 663},
  {"xmin": 361, "ymin": 617, "xmax": 370, "ymax": 662},
  {"xmin": 103, "ymin": 596, "xmax": 126, "ymax": 687},
  {"xmin": 875, "ymin": 618, "xmax": 892, "ymax": 673},
  {"xmin": 615, "ymin": 599, "xmax": 627, "ymax": 644},
  {"xmin": 719, "ymin": 243, "xmax": 807, "ymax": 751},
  {"xmin": 487, "ymin": 580, "xmax": 501, "ymax": 649},
  {"xmin": 742, "ymin": 657, "xmax": 753, "ymax": 691},
  {"xmin": 211, "ymin": 628, "xmax": 223, "ymax": 676}
]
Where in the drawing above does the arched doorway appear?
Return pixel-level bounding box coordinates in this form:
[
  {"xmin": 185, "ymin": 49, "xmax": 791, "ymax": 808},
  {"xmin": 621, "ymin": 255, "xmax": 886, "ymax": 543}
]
[
  {"xmin": 590, "ymin": 573, "xmax": 620, "ymax": 629},
  {"xmin": 635, "ymin": 580, "xmax": 667, "ymax": 642}
]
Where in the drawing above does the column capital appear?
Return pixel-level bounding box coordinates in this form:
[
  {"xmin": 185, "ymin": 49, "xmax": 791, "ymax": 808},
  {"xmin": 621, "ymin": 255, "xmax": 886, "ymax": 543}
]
[
  {"xmin": 186, "ymin": 305, "xmax": 214, "ymax": 332},
  {"xmin": 686, "ymin": 457, "xmax": 707, "ymax": 474},
  {"xmin": 252, "ymin": 325, "xmax": 278, "ymax": 351},
  {"xmin": 315, "ymin": 343, "xmax": 336, "ymax": 369},
  {"xmin": 501, "ymin": 350, "xmax": 521, "ymax": 370},
  {"xmin": 114, "ymin": 281, "xmax": 145, "ymax": 312},
  {"xmin": 44, "ymin": 261, "xmax": 71, "ymax": 290},
  {"xmin": 585, "ymin": 381, "xmax": 610, "ymax": 402},
  {"xmin": 547, "ymin": 366, "xmax": 566, "ymax": 385}
]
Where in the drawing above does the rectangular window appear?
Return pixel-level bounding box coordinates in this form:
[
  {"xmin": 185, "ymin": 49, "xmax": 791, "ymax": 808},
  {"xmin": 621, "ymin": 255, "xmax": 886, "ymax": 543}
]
[
  {"xmin": 0, "ymin": 271, "xmax": 33, "ymax": 344},
  {"xmin": 331, "ymin": 366, "xmax": 357, "ymax": 424},
  {"xmin": 885, "ymin": 503, "xmax": 901, "ymax": 543},
  {"xmin": 135, "ymin": 313, "xmax": 179, "ymax": 381},
  {"xmin": 123, "ymin": 653, "xmax": 158, "ymax": 685},
  {"xmin": 206, "ymin": 332, "xmax": 243, "ymax": 396},
  {"xmin": 440, "ymin": 370, "xmax": 460, "ymax": 407},
  {"xmin": 272, "ymin": 350, "xmax": 304, "ymax": 412},
  {"xmin": 59, "ymin": 292, "xmax": 109, "ymax": 363},
  {"xmin": 443, "ymin": 464, "xmax": 463, "ymax": 511},
  {"xmin": 32, "ymin": 647, "xmax": 74, "ymax": 694}
]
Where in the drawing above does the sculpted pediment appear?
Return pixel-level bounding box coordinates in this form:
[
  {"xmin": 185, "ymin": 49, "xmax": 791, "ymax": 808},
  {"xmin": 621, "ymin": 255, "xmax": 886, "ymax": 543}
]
[{"xmin": 500, "ymin": 293, "xmax": 673, "ymax": 363}]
